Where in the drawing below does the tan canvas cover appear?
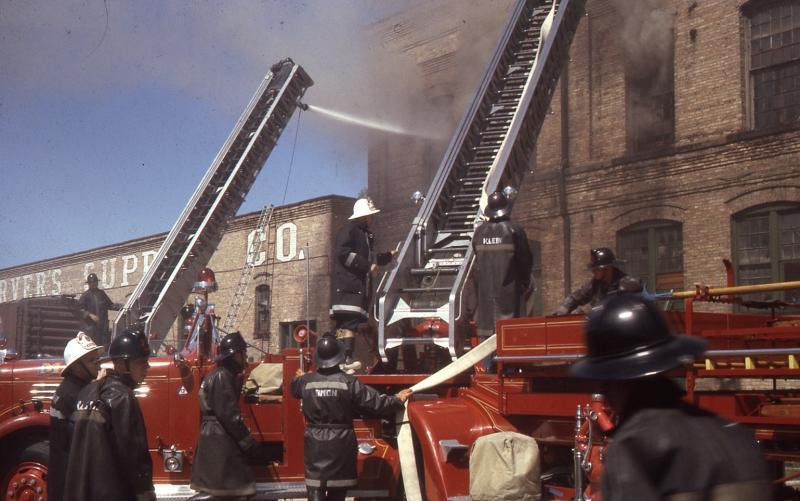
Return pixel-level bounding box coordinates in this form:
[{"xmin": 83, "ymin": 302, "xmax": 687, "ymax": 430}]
[
  {"xmin": 469, "ymin": 431, "xmax": 541, "ymax": 501},
  {"xmin": 244, "ymin": 362, "xmax": 283, "ymax": 395}
]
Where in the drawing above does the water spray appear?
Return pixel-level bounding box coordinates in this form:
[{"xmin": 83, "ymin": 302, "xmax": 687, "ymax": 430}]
[{"xmin": 305, "ymin": 103, "xmax": 425, "ymax": 137}]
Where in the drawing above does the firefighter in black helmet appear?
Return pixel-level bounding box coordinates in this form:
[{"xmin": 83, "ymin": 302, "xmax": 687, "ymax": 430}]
[
  {"xmin": 190, "ymin": 331, "xmax": 262, "ymax": 500},
  {"xmin": 78, "ymin": 272, "xmax": 123, "ymax": 347},
  {"xmin": 472, "ymin": 190, "xmax": 533, "ymax": 371},
  {"xmin": 570, "ymin": 295, "xmax": 771, "ymax": 500},
  {"xmin": 552, "ymin": 247, "xmax": 627, "ymax": 315},
  {"xmin": 64, "ymin": 327, "xmax": 155, "ymax": 501},
  {"xmin": 291, "ymin": 334, "xmax": 412, "ymax": 501}
]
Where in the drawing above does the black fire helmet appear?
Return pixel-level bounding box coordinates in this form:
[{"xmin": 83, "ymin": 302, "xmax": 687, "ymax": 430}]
[{"xmin": 569, "ymin": 295, "xmax": 706, "ymax": 380}]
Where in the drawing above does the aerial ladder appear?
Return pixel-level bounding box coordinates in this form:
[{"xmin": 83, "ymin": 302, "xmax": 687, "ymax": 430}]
[
  {"xmin": 221, "ymin": 204, "xmax": 274, "ymax": 333},
  {"xmin": 376, "ymin": 0, "xmax": 586, "ymax": 362},
  {"xmin": 113, "ymin": 59, "xmax": 312, "ymax": 351}
]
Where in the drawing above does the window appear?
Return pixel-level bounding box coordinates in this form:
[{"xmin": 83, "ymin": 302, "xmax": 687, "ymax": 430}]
[
  {"xmin": 624, "ymin": 13, "xmax": 675, "ymax": 152},
  {"xmin": 279, "ymin": 320, "xmax": 317, "ymax": 350},
  {"xmin": 745, "ymin": 1, "xmax": 800, "ymax": 129},
  {"xmin": 254, "ymin": 285, "xmax": 271, "ymax": 339},
  {"xmin": 733, "ymin": 204, "xmax": 800, "ymax": 303},
  {"xmin": 618, "ymin": 221, "xmax": 684, "ymax": 297}
]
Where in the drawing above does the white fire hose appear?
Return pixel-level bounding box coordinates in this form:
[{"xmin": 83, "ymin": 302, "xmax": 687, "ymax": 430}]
[{"xmin": 397, "ymin": 334, "xmax": 497, "ymax": 501}]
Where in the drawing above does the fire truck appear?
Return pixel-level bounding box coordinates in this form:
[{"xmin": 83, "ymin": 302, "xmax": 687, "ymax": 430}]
[{"xmin": 2, "ymin": 1, "xmax": 799, "ymax": 500}]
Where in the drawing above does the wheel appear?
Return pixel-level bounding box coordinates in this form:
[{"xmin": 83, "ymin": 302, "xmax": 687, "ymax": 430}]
[{"xmin": 1, "ymin": 440, "xmax": 49, "ymax": 501}]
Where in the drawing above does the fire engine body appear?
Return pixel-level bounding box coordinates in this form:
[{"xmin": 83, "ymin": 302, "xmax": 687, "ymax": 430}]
[
  {"xmin": 2, "ymin": 1, "xmax": 800, "ymax": 499},
  {"xmin": 3, "ymin": 293, "xmax": 800, "ymax": 500}
]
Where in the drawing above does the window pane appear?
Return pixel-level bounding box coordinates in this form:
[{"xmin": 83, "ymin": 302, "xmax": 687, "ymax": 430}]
[
  {"xmin": 750, "ymin": 1, "xmax": 800, "ymax": 129},
  {"xmin": 655, "ymin": 225, "xmax": 683, "ymax": 273},
  {"xmin": 781, "ymin": 211, "xmax": 800, "ymax": 259},
  {"xmin": 737, "ymin": 215, "xmax": 770, "ymax": 265},
  {"xmin": 254, "ymin": 285, "xmax": 271, "ymax": 338},
  {"xmin": 619, "ymin": 228, "xmax": 649, "ymax": 280}
]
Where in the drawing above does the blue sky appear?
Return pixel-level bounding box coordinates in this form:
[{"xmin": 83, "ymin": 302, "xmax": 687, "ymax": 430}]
[{"xmin": 0, "ymin": 0, "xmax": 507, "ymax": 269}]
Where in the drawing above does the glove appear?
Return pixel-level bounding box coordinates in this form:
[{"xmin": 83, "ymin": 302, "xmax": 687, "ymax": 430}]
[{"xmin": 551, "ymin": 305, "xmax": 570, "ymax": 316}]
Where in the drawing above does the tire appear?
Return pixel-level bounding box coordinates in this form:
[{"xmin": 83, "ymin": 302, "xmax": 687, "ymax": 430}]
[{"xmin": 1, "ymin": 439, "xmax": 50, "ymax": 500}]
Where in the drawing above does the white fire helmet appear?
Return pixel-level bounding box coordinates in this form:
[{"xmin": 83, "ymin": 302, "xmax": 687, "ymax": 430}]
[
  {"xmin": 62, "ymin": 332, "xmax": 103, "ymax": 376},
  {"xmin": 349, "ymin": 197, "xmax": 380, "ymax": 220}
]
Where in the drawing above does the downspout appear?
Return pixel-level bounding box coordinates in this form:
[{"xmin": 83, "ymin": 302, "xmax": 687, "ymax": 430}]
[{"xmin": 559, "ymin": 64, "xmax": 572, "ymax": 296}]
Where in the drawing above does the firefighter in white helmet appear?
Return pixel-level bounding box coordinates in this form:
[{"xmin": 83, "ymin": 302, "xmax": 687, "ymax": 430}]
[
  {"xmin": 48, "ymin": 332, "xmax": 103, "ymax": 501},
  {"xmin": 330, "ymin": 197, "xmax": 395, "ymax": 373}
]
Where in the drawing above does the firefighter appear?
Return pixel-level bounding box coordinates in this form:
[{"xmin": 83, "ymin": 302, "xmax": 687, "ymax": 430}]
[
  {"xmin": 190, "ymin": 331, "xmax": 261, "ymax": 499},
  {"xmin": 472, "ymin": 190, "xmax": 533, "ymax": 370},
  {"xmin": 64, "ymin": 327, "xmax": 155, "ymax": 501},
  {"xmin": 78, "ymin": 272, "xmax": 122, "ymax": 347},
  {"xmin": 330, "ymin": 197, "xmax": 395, "ymax": 373},
  {"xmin": 48, "ymin": 332, "xmax": 102, "ymax": 501},
  {"xmin": 552, "ymin": 247, "xmax": 627, "ymax": 315},
  {"xmin": 570, "ymin": 295, "xmax": 771, "ymax": 500},
  {"xmin": 291, "ymin": 334, "xmax": 412, "ymax": 501}
]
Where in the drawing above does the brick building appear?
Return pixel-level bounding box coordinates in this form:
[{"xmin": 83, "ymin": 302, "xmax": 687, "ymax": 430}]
[
  {"xmin": 0, "ymin": 195, "xmax": 354, "ymax": 357},
  {"xmin": 369, "ymin": 0, "xmax": 800, "ymax": 314}
]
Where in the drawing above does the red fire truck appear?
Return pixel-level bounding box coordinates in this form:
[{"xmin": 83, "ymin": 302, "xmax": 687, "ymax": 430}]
[{"xmin": 2, "ymin": 1, "xmax": 799, "ymax": 500}]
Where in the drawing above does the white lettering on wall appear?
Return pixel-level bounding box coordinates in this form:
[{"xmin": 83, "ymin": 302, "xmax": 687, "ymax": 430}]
[
  {"xmin": 246, "ymin": 229, "xmax": 267, "ymax": 266},
  {"xmin": 101, "ymin": 258, "xmax": 116, "ymax": 288},
  {"xmin": 121, "ymin": 254, "xmax": 138, "ymax": 286},
  {"xmin": 51, "ymin": 269, "xmax": 62, "ymax": 295},
  {"xmin": 22, "ymin": 274, "xmax": 32, "ymax": 298},
  {"xmin": 10, "ymin": 277, "xmax": 20, "ymax": 300},
  {"xmin": 275, "ymin": 222, "xmax": 297, "ymax": 262},
  {"xmin": 142, "ymin": 250, "xmax": 157, "ymax": 275},
  {"xmin": 35, "ymin": 272, "xmax": 46, "ymax": 296},
  {"xmin": 0, "ymin": 280, "xmax": 6, "ymax": 303}
]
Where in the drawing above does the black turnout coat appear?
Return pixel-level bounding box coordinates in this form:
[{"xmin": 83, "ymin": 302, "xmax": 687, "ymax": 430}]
[
  {"xmin": 560, "ymin": 269, "xmax": 626, "ymax": 313},
  {"xmin": 472, "ymin": 218, "xmax": 533, "ymax": 336},
  {"xmin": 331, "ymin": 220, "xmax": 391, "ymax": 319},
  {"xmin": 602, "ymin": 380, "xmax": 771, "ymax": 501},
  {"xmin": 48, "ymin": 374, "xmax": 89, "ymax": 501},
  {"xmin": 190, "ymin": 364, "xmax": 257, "ymax": 497},
  {"xmin": 78, "ymin": 287, "xmax": 120, "ymax": 344},
  {"xmin": 64, "ymin": 371, "xmax": 154, "ymax": 501},
  {"xmin": 290, "ymin": 368, "xmax": 404, "ymax": 488}
]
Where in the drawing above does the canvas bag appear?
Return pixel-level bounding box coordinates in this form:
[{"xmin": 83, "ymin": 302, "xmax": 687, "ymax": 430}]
[{"xmin": 469, "ymin": 431, "xmax": 541, "ymax": 501}]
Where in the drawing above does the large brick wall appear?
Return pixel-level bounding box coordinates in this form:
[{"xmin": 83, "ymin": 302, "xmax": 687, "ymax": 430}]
[
  {"xmin": 369, "ymin": 0, "xmax": 800, "ymax": 314},
  {"xmin": 0, "ymin": 195, "xmax": 354, "ymax": 357}
]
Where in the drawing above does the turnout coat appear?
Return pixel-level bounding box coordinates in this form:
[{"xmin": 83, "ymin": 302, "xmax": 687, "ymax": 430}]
[
  {"xmin": 602, "ymin": 380, "xmax": 771, "ymax": 501},
  {"xmin": 64, "ymin": 371, "xmax": 154, "ymax": 501},
  {"xmin": 472, "ymin": 218, "xmax": 533, "ymax": 336},
  {"xmin": 290, "ymin": 368, "xmax": 405, "ymax": 488},
  {"xmin": 190, "ymin": 365, "xmax": 257, "ymax": 497},
  {"xmin": 331, "ymin": 220, "xmax": 392, "ymax": 319},
  {"xmin": 48, "ymin": 375, "xmax": 89, "ymax": 501},
  {"xmin": 77, "ymin": 287, "xmax": 120, "ymax": 345},
  {"xmin": 560, "ymin": 269, "xmax": 626, "ymax": 313}
]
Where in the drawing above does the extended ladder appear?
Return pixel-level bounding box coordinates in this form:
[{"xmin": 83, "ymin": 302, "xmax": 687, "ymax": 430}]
[
  {"xmin": 114, "ymin": 59, "xmax": 312, "ymax": 350},
  {"xmin": 221, "ymin": 204, "xmax": 274, "ymax": 333},
  {"xmin": 376, "ymin": 0, "xmax": 585, "ymax": 362}
]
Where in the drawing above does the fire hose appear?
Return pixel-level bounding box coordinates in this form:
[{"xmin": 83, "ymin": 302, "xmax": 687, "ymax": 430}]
[{"xmin": 397, "ymin": 334, "xmax": 498, "ymax": 501}]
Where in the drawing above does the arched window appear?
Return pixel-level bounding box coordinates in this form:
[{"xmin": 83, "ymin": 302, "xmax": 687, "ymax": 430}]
[
  {"xmin": 617, "ymin": 220, "xmax": 684, "ymax": 294},
  {"xmin": 743, "ymin": 0, "xmax": 800, "ymax": 129},
  {"xmin": 733, "ymin": 203, "xmax": 800, "ymax": 303},
  {"xmin": 254, "ymin": 284, "xmax": 271, "ymax": 339}
]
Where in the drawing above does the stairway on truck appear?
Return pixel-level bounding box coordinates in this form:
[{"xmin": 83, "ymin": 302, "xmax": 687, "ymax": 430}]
[
  {"xmin": 376, "ymin": 0, "xmax": 586, "ymax": 363},
  {"xmin": 114, "ymin": 59, "xmax": 313, "ymax": 351}
]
